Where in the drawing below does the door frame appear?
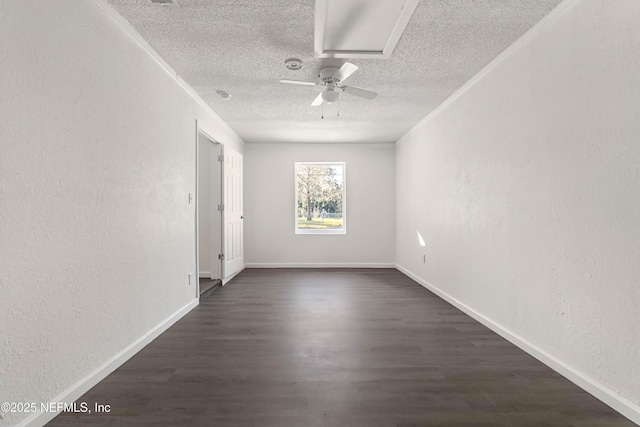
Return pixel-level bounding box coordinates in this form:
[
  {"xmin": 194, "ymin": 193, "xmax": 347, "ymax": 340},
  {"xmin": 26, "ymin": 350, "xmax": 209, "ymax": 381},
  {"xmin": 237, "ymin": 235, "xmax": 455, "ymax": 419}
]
[{"xmin": 195, "ymin": 120, "xmax": 224, "ymax": 298}]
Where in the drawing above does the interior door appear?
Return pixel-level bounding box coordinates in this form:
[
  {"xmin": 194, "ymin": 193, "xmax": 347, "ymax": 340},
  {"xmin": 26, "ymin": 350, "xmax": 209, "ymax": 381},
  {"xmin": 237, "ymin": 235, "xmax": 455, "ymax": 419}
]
[{"xmin": 223, "ymin": 147, "xmax": 244, "ymax": 278}]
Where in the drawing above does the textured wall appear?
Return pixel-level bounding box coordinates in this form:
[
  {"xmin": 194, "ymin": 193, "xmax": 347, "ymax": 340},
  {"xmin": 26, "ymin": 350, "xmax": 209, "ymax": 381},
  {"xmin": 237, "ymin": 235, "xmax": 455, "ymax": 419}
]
[
  {"xmin": 244, "ymin": 144, "xmax": 395, "ymax": 266},
  {"xmin": 0, "ymin": 1, "xmax": 243, "ymax": 426},
  {"xmin": 396, "ymin": 0, "xmax": 640, "ymax": 411}
]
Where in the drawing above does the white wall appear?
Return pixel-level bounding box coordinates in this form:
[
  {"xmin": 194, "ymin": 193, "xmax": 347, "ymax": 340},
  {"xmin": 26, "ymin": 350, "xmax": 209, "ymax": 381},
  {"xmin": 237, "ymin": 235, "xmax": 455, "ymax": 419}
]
[
  {"xmin": 0, "ymin": 2, "xmax": 243, "ymax": 426},
  {"xmin": 396, "ymin": 0, "xmax": 640, "ymax": 419},
  {"xmin": 245, "ymin": 144, "xmax": 395, "ymax": 266}
]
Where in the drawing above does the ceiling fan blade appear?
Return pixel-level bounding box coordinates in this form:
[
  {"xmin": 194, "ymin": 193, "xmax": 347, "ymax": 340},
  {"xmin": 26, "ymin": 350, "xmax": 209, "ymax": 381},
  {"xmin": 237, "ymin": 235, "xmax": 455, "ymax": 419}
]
[
  {"xmin": 333, "ymin": 62, "xmax": 358, "ymax": 83},
  {"xmin": 311, "ymin": 92, "xmax": 323, "ymax": 106},
  {"xmin": 280, "ymin": 79, "xmax": 318, "ymax": 86},
  {"xmin": 342, "ymin": 86, "xmax": 377, "ymax": 100}
]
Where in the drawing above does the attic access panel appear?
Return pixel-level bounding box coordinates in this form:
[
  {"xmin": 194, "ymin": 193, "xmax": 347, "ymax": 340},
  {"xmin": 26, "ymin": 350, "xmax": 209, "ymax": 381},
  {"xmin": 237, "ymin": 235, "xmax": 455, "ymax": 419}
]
[{"xmin": 315, "ymin": 0, "xmax": 419, "ymax": 59}]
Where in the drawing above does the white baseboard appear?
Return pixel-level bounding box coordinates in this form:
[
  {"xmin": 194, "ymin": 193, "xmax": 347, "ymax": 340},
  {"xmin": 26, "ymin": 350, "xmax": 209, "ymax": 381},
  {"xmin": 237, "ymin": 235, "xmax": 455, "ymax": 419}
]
[
  {"xmin": 18, "ymin": 298, "xmax": 199, "ymax": 427},
  {"xmin": 198, "ymin": 271, "xmax": 211, "ymax": 278},
  {"xmin": 395, "ymin": 264, "xmax": 640, "ymax": 425},
  {"xmin": 244, "ymin": 263, "xmax": 396, "ymax": 268}
]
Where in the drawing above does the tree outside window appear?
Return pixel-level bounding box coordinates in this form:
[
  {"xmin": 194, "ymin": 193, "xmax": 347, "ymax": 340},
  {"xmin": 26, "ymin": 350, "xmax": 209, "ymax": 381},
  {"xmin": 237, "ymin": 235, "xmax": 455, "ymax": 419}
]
[{"xmin": 295, "ymin": 162, "xmax": 345, "ymax": 234}]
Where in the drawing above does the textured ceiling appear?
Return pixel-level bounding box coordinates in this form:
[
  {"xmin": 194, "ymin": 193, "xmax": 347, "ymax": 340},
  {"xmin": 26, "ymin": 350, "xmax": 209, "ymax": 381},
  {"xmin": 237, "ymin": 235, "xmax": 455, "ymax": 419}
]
[{"xmin": 109, "ymin": 0, "xmax": 563, "ymax": 144}]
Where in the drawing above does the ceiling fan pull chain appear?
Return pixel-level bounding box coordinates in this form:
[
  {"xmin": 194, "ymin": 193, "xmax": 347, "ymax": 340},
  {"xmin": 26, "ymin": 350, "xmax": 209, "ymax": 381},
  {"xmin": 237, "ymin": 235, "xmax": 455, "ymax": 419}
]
[
  {"xmin": 337, "ymin": 96, "xmax": 340, "ymax": 117},
  {"xmin": 321, "ymin": 102, "xmax": 324, "ymax": 119}
]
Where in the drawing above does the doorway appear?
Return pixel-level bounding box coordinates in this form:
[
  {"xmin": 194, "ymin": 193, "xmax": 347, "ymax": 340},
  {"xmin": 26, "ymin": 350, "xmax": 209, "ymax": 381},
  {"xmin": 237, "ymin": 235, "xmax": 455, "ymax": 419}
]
[{"xmin": 197, "ymin": 128, "xmax": 223, "ymax": 297}]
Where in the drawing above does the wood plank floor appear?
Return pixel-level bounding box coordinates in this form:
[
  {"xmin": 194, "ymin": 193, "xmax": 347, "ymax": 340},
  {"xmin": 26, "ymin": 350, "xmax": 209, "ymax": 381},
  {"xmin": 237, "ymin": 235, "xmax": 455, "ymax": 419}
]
[
  {"xmin": 199, "ymin": 278, "xmax": 217, "ymax": 295},
  {"xmin": 199, "ymin": 277, "xmax": 222, "ymax": 299},
  {"xmin": 48, "ymin": 269, "xmax": 635, "ymax": 427}
]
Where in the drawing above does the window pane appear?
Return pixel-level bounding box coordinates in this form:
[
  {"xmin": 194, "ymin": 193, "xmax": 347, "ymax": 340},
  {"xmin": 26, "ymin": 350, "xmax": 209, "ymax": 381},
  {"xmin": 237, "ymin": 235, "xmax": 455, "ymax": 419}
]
[{"xmin": 296, "ymin": 163, "xmax": 344, "ymax": 232}]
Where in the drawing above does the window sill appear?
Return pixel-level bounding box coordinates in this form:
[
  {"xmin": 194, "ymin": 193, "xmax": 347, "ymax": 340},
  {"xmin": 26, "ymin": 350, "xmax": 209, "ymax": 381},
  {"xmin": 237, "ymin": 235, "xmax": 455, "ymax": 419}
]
[{"xmin": 295, "ymin": 229, "xmax": 346, "ymax": 235}]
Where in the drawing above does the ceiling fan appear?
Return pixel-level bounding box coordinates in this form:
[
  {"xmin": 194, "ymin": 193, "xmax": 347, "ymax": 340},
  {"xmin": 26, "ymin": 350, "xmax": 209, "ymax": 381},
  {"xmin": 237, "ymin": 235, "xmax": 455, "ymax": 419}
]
[{"xmin": 280, "ymin": 62, "xmax": 377, "ymax": 106}]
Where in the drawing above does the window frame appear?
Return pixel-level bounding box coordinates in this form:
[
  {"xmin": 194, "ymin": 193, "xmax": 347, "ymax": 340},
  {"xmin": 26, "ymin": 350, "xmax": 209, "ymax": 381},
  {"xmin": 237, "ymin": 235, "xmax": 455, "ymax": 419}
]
[{"xmin": 294, "ymin": 161, "xmax": 346, "ymax": 235}]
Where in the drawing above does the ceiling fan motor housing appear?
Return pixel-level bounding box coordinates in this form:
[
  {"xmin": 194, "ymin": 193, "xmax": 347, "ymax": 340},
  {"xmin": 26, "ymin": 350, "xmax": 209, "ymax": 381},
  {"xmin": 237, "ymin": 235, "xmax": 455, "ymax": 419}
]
[{"xmin": 319, "ymin": 66, "xmax": 341, "ymax": 83}]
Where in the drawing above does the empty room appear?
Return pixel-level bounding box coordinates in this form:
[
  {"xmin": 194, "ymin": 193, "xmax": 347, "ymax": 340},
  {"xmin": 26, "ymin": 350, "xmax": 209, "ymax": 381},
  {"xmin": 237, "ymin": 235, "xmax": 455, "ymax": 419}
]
[{"xmin": 1, "ymin": 0, "xmax": 639, "ymax": 426}]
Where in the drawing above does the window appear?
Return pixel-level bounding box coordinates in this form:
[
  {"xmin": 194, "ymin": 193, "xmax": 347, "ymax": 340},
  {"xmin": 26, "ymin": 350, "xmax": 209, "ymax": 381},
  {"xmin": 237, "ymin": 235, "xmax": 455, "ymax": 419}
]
[{"xmin": 295, "ymin": 162, "xmax": 346, "ymax": 234}]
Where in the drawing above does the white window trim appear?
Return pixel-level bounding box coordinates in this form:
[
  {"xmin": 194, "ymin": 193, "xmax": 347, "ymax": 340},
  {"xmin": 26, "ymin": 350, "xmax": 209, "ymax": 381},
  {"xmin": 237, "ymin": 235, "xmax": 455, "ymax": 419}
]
[{"xmin": 294, "ymin": 162, "xmax": 346, "ymax": 235}]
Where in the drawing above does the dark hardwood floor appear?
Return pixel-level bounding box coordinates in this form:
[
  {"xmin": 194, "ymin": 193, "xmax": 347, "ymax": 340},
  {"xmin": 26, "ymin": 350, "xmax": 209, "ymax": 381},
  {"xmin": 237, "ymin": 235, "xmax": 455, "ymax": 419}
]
[
  {"xmin": 48, "ymin": 269, "xmax": 635, "ymax": 426},
  {"xmin": 199, "ymin": 277, "xmax": 222, "ymax": 299}
]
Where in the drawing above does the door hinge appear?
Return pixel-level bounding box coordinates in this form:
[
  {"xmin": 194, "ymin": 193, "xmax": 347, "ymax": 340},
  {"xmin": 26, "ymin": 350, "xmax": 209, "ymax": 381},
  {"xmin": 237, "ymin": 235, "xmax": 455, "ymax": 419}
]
[
  {"xmin": 217, "ymin": 154, "xmax": 224, "ymax": 162},
  {"xmin": 217, "ymin": 204, "xmax": 224, "ymax": 211},
  {"xmin": 218, "ymin": 253, "xmax": 225, "ymax": 261}
]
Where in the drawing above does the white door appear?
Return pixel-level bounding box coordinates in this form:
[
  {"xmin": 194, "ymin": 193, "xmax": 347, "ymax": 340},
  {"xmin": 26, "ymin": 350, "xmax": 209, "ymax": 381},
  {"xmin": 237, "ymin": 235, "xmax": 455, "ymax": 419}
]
[{"xmin": 223, "ymin": 147, "xmax": 244, "ymax": 278}]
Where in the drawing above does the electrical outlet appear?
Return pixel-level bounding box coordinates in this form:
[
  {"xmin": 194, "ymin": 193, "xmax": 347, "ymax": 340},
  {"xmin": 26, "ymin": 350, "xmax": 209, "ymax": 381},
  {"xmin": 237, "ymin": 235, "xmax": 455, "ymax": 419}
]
[{"xmin": 188, "ymin": 273, "xmax": 193, "ymax": 285}]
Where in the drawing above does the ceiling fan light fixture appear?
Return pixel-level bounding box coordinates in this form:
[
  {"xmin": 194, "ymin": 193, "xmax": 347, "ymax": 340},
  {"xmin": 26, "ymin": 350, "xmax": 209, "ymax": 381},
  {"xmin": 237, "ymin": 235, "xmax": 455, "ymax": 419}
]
[{"xmin": 322, "ymin": 89, "xmax": 339, "ymax": 104}]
